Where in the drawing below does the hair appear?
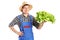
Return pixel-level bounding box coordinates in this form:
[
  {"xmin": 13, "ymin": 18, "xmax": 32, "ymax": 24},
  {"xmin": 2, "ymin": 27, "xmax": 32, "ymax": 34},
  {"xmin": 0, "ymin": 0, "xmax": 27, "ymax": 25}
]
[{"xmin": 21, "ymin": 4, "xmax": 31, "ymax": 12}]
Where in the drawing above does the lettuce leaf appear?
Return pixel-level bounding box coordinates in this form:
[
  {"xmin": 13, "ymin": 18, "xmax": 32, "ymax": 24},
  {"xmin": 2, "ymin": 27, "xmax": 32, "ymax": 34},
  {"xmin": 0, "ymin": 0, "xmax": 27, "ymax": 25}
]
[{"xmin": 35, "ymin": 11, "xmax": 55, "ymax": 23}]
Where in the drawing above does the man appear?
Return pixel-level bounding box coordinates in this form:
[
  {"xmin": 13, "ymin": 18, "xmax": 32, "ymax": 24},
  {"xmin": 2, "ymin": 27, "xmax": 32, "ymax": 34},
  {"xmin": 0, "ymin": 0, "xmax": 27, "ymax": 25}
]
[{"xmin": 9, "ymin": 2, "xmax": 46, "ymax": 40}]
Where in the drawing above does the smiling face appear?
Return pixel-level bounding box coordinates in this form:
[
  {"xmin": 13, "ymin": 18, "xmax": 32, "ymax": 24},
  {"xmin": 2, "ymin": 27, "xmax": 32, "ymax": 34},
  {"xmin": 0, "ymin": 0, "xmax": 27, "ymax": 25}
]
[
  {"xmin": 21, "ymin": 4, "xmax": 31, "ymax": 14},
  {"xmin": 22, "ymin": 6, "xmax": 30, "ymax": 14}
]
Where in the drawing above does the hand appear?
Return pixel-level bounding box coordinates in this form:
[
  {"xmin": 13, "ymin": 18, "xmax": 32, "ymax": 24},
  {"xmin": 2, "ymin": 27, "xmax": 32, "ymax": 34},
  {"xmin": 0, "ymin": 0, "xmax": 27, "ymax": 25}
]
[
  {"xmin": 42, "ymin": 20, "xmax": 47, "ymax": 24},
  {"xmin": 16, "ymin": 31, "xmax": 23, "ymax": 36},
  {"xmin": 38, "ymin": 20, "xmax": 47, "ymax": 29},
  {"xmin": 9, "ymin": 27, "xmax": 24, "ymax": 36}
]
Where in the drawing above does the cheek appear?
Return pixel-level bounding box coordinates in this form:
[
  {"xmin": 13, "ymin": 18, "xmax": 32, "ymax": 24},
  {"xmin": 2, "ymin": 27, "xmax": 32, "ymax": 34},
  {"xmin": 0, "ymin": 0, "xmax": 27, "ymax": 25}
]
[
  {"xmin": 23, "ymin": 9, "xmax": 29, "ymax": 11},
  {"xmin": 28, "ymin": 9, "xmax": 30, "ymax": 11},
  {"xmin": 22, "ymin": 9, "xmax": 26, "ymax": 12}
]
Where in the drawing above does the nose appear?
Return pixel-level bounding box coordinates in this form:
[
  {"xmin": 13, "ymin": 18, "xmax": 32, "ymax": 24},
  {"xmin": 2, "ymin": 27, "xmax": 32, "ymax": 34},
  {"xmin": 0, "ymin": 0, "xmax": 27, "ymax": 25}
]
[{"xmin": 25, "ymin": 8, "xmax": 28, "ymax": 10}]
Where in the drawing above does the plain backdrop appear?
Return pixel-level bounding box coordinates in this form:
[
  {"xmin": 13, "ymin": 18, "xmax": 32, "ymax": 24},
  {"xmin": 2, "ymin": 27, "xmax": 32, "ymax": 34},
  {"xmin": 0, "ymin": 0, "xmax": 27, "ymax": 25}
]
[{"xmin": 0, "ymin": 0, "xmax": 60, "ymax": 40}]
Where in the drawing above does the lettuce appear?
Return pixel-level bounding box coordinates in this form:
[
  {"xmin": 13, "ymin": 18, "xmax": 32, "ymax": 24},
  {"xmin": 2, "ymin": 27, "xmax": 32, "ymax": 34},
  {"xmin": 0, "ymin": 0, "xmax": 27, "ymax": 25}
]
[{"xmin": 35, "ymin": 11, "xmax": 55, "ymax": 23}]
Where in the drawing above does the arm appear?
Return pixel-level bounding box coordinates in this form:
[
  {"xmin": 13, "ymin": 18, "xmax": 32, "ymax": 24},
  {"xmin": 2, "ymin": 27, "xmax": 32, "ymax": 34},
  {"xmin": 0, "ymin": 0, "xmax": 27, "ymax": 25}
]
[
  {"xmin": 9, "ymin": 26, "xmax": 23, "ymax": 36},
  {"xmin": 38, "ymin": 21, "xmax": 46, "ymax": 29},
  {"xmin": 9, "ymin": 17, "xmax": 23, "ymax": 36},
  {"xmin": 33, "ymin": 17, "xmax": 46, "ymax": 29}
]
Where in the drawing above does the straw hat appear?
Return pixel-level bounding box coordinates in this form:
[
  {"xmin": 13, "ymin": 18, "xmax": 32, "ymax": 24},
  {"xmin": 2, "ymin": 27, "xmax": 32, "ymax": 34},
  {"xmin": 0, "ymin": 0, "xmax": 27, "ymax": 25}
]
[{"xmin": 19, "ymin": 1, "xmax": 33, "ymax": 12}]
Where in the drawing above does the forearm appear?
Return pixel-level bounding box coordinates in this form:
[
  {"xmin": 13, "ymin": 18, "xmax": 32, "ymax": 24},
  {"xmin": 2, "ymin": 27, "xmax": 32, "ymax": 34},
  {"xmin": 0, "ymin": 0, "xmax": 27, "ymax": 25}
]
[
  {"xmin": 38, "ymin": 22, "xmax": 44, "ymax": 29},
  {"xmin": 9, "ymin": 26, "xmax": 23, "ymax": 36},
  {"xmin": 9, "ymin": 27, "xmax": 19, "ymax": 34}
]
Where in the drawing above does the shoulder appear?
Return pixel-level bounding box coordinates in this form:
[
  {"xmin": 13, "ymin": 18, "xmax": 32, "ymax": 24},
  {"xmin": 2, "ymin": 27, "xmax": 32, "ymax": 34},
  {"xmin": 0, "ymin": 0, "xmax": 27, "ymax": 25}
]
[
  {"xmin": 16, "ymin": 14, "xmax": 22, "ymax": 19},
  {"xmin": 29, "ymin": 15, "xmax": 35, "ymax": 21},
  {"xmin": 29, "ymin": 15, "xmax": 34, "ymax": 18}
]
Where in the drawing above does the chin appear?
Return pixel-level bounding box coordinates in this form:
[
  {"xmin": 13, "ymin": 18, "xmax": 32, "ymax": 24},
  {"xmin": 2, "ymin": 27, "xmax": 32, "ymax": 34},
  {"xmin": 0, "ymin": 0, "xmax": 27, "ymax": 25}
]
[{"xmin": 25, "ymin": 12, "xmax": 28, "ymax": 13}]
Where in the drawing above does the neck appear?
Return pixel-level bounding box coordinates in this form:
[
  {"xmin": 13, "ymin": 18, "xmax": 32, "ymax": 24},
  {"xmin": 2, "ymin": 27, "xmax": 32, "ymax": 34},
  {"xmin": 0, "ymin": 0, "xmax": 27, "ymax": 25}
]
[{"xmin": 22, "ymin": 12, "xmax": 29, "ymax": 17}]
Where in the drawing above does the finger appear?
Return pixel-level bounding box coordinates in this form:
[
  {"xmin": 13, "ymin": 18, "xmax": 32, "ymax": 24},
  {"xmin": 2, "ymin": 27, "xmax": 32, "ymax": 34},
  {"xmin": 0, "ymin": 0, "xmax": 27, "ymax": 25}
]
[{"xmin": 21, "ymin": 32, "xmax": 23, "ymax": 36}]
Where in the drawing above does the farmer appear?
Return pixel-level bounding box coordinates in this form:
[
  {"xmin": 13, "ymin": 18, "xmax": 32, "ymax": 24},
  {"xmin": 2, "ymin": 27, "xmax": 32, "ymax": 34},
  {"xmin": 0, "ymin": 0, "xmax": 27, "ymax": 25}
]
[{"xmin": 9, "ymin": 2, "xmax": 46, "ymax": 40}]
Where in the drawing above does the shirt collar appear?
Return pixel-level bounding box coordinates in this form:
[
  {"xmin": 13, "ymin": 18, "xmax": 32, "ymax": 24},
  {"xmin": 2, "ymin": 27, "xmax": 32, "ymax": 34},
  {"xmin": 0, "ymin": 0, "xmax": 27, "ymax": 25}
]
[{"xmin": 22, "ymin": 12, "xmax": 29, "ymax": 17}]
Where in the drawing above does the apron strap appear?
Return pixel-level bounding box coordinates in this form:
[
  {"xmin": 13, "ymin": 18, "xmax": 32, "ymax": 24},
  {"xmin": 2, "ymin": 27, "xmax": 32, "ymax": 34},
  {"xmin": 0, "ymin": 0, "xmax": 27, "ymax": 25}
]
[
  {"xmin": 17, "ymin": 15, "xmax": 23, "ymax": 23},
  {"xmin": 29, "ymin": 15, "xmax": 33, "ymax": 23}
]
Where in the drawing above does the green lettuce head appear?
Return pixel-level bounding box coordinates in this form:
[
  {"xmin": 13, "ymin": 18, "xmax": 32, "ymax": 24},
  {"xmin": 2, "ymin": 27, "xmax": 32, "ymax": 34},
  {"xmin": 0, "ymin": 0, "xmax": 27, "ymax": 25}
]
[{"xmin": 35, "ymin": 11, "xmax": 55, "ymax": 23}]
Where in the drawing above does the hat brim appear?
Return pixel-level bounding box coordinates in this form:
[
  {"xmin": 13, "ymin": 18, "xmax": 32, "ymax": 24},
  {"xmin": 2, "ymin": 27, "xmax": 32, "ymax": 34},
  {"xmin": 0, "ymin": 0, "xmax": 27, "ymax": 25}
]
[{"xmin": 19, "ymin": 3, "xmax": 32, "ymax": 12}]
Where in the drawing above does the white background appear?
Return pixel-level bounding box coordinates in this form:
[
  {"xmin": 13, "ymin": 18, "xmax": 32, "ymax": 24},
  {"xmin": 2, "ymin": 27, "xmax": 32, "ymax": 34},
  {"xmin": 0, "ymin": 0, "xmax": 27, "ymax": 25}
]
[{"xmin": 0, "ymin": 0, "xmax": 60, "ymax": 40}]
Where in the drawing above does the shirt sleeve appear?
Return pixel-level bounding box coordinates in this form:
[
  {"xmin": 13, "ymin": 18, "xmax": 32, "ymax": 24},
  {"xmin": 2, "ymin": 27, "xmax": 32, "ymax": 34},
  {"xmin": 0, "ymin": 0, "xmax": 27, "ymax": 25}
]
[
  {"xmin": 9, "ymin": 16, "xmax": 20, "ymax": 27},
  {"xmin": 32, "ymin": 17, "xmax": 40, "ymax": 28}
]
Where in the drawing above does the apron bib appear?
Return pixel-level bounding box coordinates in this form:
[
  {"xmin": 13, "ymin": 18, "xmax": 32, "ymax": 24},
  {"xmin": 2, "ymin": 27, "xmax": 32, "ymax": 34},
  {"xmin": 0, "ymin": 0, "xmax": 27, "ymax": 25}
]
[{"xmin": 17, "ymin": 15, "xmax": 34, "ymax": 40}]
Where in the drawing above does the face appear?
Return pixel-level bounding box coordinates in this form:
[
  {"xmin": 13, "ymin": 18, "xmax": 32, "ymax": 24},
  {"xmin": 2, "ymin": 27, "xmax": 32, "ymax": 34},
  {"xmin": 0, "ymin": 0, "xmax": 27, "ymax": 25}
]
[{"xmin": 22, "ymin": 5, "xmax": 30, "ymax": 14}]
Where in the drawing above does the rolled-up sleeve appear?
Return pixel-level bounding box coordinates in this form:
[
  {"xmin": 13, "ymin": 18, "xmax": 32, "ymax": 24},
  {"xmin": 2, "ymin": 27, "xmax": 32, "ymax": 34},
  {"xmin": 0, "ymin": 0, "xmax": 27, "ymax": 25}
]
[
  {"xmin": 33, "ymin": 17, "xmax": 39, "ymax": 28},
  {"xmin": 9, "ymin": 17, "xmax": 20, "ymax": 27}
]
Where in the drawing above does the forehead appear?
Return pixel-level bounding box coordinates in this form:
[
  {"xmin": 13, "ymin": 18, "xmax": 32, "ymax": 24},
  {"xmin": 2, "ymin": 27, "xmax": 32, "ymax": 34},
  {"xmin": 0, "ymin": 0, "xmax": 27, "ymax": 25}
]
[{"xmin": 23, "ymin": 5, "xmax": 29, "ymax": 8}]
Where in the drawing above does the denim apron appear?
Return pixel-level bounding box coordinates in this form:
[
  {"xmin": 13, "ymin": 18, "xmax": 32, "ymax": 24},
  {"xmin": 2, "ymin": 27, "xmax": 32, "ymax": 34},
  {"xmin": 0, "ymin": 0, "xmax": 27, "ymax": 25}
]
[{"xmin": 17, "ymin": 15, "xmax": 34, "ymax": 40}]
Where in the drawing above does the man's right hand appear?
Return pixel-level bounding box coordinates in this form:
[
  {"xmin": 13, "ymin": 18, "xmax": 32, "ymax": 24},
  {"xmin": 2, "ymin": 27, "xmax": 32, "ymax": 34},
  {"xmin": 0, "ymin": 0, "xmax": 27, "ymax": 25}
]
[
  {"xmin": 16, "ymin": 32, "xmax": 23, "ymax": 36},
  {"xmin": 9, "ymin": 27, "xmax": 23, "ymax": 36}
]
